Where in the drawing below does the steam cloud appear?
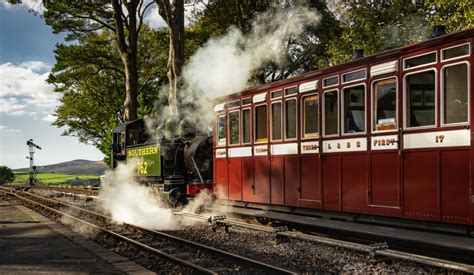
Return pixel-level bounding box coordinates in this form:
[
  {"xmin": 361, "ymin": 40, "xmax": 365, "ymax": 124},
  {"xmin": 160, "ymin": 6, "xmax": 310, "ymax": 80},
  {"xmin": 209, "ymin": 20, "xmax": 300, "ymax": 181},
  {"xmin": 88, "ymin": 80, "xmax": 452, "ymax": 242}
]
[
  {"xmin": 101, "ymin": 3, "xmax": 321, "ymax": 230},
  {"xmin": 183, "ymin": 4, "xmax": 321, "ymax": 99}
]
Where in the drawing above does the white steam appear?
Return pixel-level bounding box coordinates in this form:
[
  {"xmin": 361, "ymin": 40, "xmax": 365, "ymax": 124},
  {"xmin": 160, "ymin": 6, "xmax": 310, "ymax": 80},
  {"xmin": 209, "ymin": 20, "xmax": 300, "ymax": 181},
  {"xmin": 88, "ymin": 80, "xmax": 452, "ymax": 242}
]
[
  {"xmin": 183, "ymin": 4, "xmax": 321, "ymax": 99},
  {"xmin": 98, "ymin": 160, "xmax": 181, "ymax": 230}
]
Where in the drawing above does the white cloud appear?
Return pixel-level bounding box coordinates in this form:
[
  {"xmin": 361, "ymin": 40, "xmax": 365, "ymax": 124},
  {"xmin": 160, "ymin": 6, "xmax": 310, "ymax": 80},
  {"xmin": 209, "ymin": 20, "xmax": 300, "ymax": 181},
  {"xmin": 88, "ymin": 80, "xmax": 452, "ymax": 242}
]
[
  {"xmin": 0, "ymin": 61, "xmax": 58, "ymax": 117},
  {"xmin": 1, "ymin": 0, "xmax": 44, "ymax": 13},
  {"xmin": 0, "ymin": 125, "xmax": 21, "ymax": 133},
  {"xmin": 144, "ymin": 6, "xmax": 167, "ymax": 29},
  {"xmin": 42, "ymin": 113, "xmax": 56, "ymax": 123}
]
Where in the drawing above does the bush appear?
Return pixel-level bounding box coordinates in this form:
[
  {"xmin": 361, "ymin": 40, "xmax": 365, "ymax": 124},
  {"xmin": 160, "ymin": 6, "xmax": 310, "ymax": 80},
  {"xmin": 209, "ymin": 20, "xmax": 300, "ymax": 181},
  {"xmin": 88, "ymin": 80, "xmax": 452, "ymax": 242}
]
[{"xmin": 0, "ymin": 166, "xmax": 14, "ymax": 185}]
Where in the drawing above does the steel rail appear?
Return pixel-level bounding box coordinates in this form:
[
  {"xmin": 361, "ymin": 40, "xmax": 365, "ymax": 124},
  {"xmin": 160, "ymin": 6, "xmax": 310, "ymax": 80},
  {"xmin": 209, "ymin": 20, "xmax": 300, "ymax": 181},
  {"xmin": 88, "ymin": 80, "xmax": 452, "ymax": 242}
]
[
  {"xmin": 174, "ymin": 211, "xmax": 474, "ymax": 273},
  {"xmin": 1, "ymin": 189, "xmax": 295, "ymax": 275},
  {"xmin": 0, "ymin": 189, "xmax": 214, "ymax": 274},
  {"xmin": 30, "ymin": 185, "xmax": 99, "ymax": 196}
]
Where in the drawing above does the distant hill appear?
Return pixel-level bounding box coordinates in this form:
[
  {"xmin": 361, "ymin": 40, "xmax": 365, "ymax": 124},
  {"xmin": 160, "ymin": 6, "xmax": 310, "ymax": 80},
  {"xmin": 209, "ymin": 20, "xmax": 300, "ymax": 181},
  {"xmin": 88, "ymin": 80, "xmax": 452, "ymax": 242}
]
[{"xmin": 14, "ymin": 159, "xmax": 107, "ymax": 175}]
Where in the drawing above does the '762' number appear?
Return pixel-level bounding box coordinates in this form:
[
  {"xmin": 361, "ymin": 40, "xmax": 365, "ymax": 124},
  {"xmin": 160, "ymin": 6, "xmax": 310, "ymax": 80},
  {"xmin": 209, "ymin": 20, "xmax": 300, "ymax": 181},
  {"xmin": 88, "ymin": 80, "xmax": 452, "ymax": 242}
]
[{"xmin": 137, "ymin": 160, "xmax": 148, "ymax": 174}]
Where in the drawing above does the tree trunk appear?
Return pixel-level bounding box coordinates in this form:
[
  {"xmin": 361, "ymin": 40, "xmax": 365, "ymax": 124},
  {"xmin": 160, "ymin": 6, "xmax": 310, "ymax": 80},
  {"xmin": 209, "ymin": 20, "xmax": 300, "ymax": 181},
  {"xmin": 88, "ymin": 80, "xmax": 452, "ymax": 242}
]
[
  {"xmin": 156, "ymin": 0, "xmax": 185, "ymax": 118},
  {"xmin": 123, "ymin": 56, "xmax": 138, "ymax": 121}
]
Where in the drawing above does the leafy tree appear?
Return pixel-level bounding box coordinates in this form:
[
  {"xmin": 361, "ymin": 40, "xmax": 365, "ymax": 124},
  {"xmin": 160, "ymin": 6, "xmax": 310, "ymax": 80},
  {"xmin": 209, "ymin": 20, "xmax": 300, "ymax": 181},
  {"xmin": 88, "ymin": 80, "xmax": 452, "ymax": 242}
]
[
  {"xmin": 424, "ymin": 1, "xmax": 474, "ymax": 32},
  {"xmin": 41, "ymin": 0, "xmax": 155, "ymax": 122},
  {"xmin": 48, "ymin": 27, "xmax": 168, "ymax": 164},
  {"xmin": 0, "ymin": 166, "xmax": 14, "ymax": 185}
]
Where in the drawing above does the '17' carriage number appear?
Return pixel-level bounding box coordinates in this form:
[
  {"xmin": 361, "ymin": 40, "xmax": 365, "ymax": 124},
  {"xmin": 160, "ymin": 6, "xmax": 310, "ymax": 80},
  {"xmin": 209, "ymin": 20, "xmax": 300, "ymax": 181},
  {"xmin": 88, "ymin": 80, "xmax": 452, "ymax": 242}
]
[
  {"xmin": 435, "ymin": 135, "xmax": 445, "ymax": 143},
  {"xmin": 137, "ymin": 161, "xmax": 148, "ymax": 174}
]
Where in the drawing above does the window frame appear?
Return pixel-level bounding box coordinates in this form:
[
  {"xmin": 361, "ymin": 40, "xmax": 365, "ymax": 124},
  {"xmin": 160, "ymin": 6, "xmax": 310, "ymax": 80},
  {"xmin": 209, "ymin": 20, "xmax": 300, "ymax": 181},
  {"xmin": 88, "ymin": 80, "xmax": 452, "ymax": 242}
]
[
  {"xmin": 403, "ymin": 68, "xmax": 438, "ymax": 130},
  {"xmin": 441, "ymin": 42, "xmax": 471, "ymax": 62},
  {"xmin": 322, "ymin": 89, "xmax": 340, "ymax": 137},
  {"xmin": 300, "ymin": 92, "xmax": 320, "ymax": 140},
  {"xmin": 241, "ymin": 107, "xmax": 252, "ymax": 145},
  {"xmin": 242, "ymin": 97, "xmax": 252, "ymax": 106},
  {"xmin": 341, "ymin": 83, "xmax": 367, "ymax": 136},
  {"xmin": 371, "ymin": 76, "xmax": 399, "ymax": 133},
  {"xmin": 440, "ymin": 61, "xmax": 470, "ymax": 127},
  {"xmin": 227, "ymin": 99, "xmax": 240, "ymax": 110},
  {"xmin": 270, "ymin": 100, "xmax": 283, "ymax": 142},
  {"xmin": 227, "ymin": 109, "xmax": 241, "ymax": 146},
  {"xmin": 322, "ymin": 75, "xmax": 339, "ymax": 89},
  {"xmin": 271, "ymin": 89, "xmax": 283, "ymax": 100},
  {"xmin": 284, "ymin": 97, "xmax": 298, "ymax": 141},
  {"xmin": 254, "ymin": 103, "xmax": 268, "ymax": 144},
  {"xmin": 284, "ymin": 85, "xmax": 299, "ymax": 97},
  {"xmin": 216, "ymin": 114, "xmax": 227, "ymax": 147},
  {"xmin": 341, "ymin": 68, "xmax": 367, "ymax": 85},
  {"xmin": 403, "ymin": 50, "xmax": 437, "ymax": 71}
]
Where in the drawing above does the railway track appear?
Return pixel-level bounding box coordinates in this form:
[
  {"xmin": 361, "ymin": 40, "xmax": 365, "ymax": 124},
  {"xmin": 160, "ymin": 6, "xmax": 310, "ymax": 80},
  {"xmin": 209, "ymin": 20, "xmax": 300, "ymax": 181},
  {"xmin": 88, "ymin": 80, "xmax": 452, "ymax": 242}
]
[
  {"xmin": 174, "ymin": 212, "xmax": 474, "ymax": 273},
  {"xmin": 29, "ymin": 185, "xmax": 99, "ymax": 196},
  {"xmin": 0, "ymin": 188, "xmax": 294, "ymax": 274}
]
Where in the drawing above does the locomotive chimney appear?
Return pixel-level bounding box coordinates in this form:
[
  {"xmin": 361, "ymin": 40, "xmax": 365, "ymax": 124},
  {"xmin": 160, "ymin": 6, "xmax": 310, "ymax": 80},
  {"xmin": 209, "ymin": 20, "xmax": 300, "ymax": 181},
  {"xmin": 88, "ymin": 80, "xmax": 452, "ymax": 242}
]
[
  {"xmin": 352, "ymin": 49, "xmax": 364, "ymax": 60},
  {"xmin": 432, "ymin": 25, "xmax": 446, "ymax": 37}
]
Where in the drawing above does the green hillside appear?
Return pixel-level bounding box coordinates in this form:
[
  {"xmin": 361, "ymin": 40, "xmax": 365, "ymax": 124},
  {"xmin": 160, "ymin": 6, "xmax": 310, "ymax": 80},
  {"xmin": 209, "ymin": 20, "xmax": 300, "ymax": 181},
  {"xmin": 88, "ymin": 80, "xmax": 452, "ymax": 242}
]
[{"xmin": 14, "ymin": 172, "xmax": 99, "ymax": 185}]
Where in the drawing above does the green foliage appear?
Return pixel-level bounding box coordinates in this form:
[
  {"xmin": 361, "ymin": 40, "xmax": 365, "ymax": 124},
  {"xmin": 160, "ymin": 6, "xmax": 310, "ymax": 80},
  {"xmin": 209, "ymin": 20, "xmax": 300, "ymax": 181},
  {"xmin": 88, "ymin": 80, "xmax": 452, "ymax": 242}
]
[
  {"xmin": 14, "ymin": 172, "xmax": 98, "ymax": 184},
  {"xmin": 47, "ymin": 27, "xmax": 167, "ymax": 165},
  {"xmin": 424, "ymin": 0, "xmax": 474, "ymax": 32},
  {"xmin": 0, "ymin": 166, "xmax": 14, "ymax": 185}
]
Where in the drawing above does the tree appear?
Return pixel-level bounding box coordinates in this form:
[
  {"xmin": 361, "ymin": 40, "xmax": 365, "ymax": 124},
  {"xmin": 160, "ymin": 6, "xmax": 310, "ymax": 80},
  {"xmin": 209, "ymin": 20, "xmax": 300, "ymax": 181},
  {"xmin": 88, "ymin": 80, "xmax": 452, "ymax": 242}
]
[
  {"xmin": 155, "ymin": 0, "xmax": 185, "ymax": 117},
  {"xmin": 0, "ymin": 166, "xmax": 14, "ymax": 185},
  {"xmin": 47, "ymin": 28, "xmax": 168, "ymax": 164},
  {"xmin": 42, "ymin": 0, "xmax": 155, "ymax": 122}
]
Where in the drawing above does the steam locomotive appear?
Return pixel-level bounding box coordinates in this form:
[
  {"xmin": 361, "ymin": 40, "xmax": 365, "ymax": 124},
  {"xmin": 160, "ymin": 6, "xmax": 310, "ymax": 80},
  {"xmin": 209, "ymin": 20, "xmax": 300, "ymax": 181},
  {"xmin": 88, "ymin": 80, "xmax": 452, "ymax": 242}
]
[{"xmin": 110, "ymin": 118, "xmax": 213, "ymax": 205}]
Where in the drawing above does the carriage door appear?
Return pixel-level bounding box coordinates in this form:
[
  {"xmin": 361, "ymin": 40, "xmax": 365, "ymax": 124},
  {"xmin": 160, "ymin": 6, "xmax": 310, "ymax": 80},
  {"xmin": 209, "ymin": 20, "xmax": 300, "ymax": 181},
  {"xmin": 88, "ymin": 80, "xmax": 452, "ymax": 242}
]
[
  {"xmin": 214, "ymin": 107, "xmax": 228, "ymax": 199},
  {"xmin": 298, "ymin": 82, "xmax": 322, "ymax": 208},
  {"xmin": 253, "ymin": 93, "xmax": 271, "ymax": 203},
  {"xmin": 368, "ymin": 73, "xmax": 402, "ymax": 217}
]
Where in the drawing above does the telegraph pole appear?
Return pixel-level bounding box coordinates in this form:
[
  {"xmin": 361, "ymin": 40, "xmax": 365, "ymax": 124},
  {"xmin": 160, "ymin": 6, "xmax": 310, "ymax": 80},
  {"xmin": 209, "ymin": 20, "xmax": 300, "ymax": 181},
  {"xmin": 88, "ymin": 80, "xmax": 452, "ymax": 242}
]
[{"xmin": 26, "ymin": 139, "xmax": 41, "ymax": 186}]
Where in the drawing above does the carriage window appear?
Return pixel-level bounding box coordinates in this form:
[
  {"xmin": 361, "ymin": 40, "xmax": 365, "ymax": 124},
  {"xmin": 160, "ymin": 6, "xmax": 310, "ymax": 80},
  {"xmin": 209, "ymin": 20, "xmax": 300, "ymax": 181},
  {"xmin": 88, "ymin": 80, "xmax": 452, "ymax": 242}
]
[
  {"xmin": 217, "ymin": 115, "xmax": 226, "ymax": 145},
  {"xmin": 302, "ymin": 95, "xmax": 319, "ymax": 138},
  {"xmin": 323, "ymin": 76, "xmax": 339, "ymax": 87},
  {"xmin": 242, "ymin": 109, "xmax": 251, "ymax": 144},
  {"xmin": 285, "ymin": 99, "xmax": 297, "ymax": 139},
  {"xmin": 285, "ymin": 87, "xmax": 298, "ymax": 96},
  {"xmin": 343, "ymin": 85, "xmax": 365, "ymax": 133},
  {"xmin": 443, "ymin": 63, "xmax": 468, "ymax": 124},
  {"xmin": 373, "ymin": 78, "xmax": 397, "ymax": 131},
  {"xmin": 442, "ymin": 44, "xmax": 470, "ymax": 61},
  {"xmin": 324, "ymin": 90, "xmax": 338, "ymax": 136},
  {"xmin": 228, "ymin": 111, "xmax": 240, "ymax": 145},
  {"xmin": 405, "ymin": 70, "xmax": 436, "ymax": 128},
  {"xmin": 271, "ymin": 102, "xmax": 282, "ymax": 140},
  {"xmin": 255, "ymin": 105, "xmax": 268, "ymax": 142},
  {"xmin": 271, "ymin": 90, "xmax": 282, "ymax": 99},
  {"xmin": 228, "ymin": 100, "xmax": 240, "ymax": 109},
  {"xmin": 342, "ymin": 69, "xmax": 366, "ymax": 83},
  {"xmin": 404, "ymin": 52, "xmax": 436, "ymax": 69},
  {"xmin": 242, "ymin": 98, "xmax": 252, "ymax": 106}
]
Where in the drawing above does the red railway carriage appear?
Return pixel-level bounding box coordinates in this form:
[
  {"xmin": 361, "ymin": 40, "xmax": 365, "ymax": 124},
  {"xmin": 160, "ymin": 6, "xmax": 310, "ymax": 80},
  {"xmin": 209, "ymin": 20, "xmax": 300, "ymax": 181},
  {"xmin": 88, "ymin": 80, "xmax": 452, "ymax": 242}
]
[{"xmin": 213, "ymin": 27, "xmax": 474, "ymax": 226}]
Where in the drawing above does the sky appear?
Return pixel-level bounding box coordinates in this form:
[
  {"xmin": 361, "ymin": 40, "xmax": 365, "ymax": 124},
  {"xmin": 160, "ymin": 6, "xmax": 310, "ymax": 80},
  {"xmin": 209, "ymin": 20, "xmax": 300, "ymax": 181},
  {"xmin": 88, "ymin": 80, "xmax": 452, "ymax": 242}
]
[{"xmin": 0, "ymin": 0, "xmax": 186, "ymax": 169}]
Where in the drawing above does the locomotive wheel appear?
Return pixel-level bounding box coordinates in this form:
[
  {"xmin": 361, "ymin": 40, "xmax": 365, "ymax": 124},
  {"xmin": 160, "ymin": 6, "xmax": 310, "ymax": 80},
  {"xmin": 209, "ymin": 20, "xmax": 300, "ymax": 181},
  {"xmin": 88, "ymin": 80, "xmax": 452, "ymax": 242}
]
[
  {"xmin": 168, "ymin": 188, "xmax": 187, "ymax": 207},
  {"xmin": 257, "ymin": 216, "xmax": 270, "ymax": 225}
]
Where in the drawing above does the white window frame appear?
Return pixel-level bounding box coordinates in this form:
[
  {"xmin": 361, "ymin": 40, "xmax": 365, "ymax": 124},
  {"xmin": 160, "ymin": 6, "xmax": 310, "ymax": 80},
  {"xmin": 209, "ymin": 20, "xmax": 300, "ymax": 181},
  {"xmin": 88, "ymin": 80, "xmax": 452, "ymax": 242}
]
[
  {"xmin": 242, "ymin": 97, "xmax": 252, "ymax": 106},
  {"xmin": 441, "ymin": 42, "xmax": 471, "ymax": 62},
  {"xmin": 322, "ymin": 75, "xmax": 339, "ymax": 89},
  {"xmin": 341, "ymin": 68, "xmax": 367, "ymax": 84},
  {"xmin": 216, "ymin": 114, "xmax": 227, "ymax": 147},
  {"xmin": 227, "ymin": 110, "xmax": 241, "ymax": 146},
  {"xmin": 228, "ymin": 99, "xmax": 240, "ymax": 110},
  {"xmin": 403, "ymin": 50, "xmax": 437, "ymax": 71},
  {"xmin": 254, "ymin": 103, "xmax": 268, "ymax": 144},
  {"xmin": 300, "ymin": 92, "xmax": 320, "ymax": 140},
  {"xmin": 270, "ymin": 101, "xmax": 283, "ymax": 142},
  {"xmin": 241, "ymin": 107, "xmax": 252, "ymax": 145},
  {"xmin": 341, "ymin": 83, "xmax": 367, "ymax": 136},
  {"xmin": 322, "ymin": 89, "xmax": 340, "ymax": 137},
  {"xmin": 284, "ymin": 97, "xmax": 298, "ymax": 141},
  {"xmin": 403, "ymin": 68, "xmax": 438, "ymax": 130},
  {"xmin": 284, "ymin": 85, "xmax": 299, "ymax": 97},
  {"xmin": 371, "ymin": 76, "xmax": 399, "ymax": 133},
  {"xmin": 440, "ymin": 61, "xmax": 470, "ymax": 127},
  {"xmin": 270, "ymin": 89, "xmax": 283, "ymax": 100}
]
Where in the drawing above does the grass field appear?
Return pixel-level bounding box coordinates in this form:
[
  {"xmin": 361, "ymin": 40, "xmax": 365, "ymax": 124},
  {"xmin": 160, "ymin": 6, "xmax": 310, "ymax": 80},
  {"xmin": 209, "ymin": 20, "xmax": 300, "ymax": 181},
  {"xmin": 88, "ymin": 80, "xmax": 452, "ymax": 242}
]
[{"xmin": 14, "ymin": 172, "xmax": 99, "ymax": 184}]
